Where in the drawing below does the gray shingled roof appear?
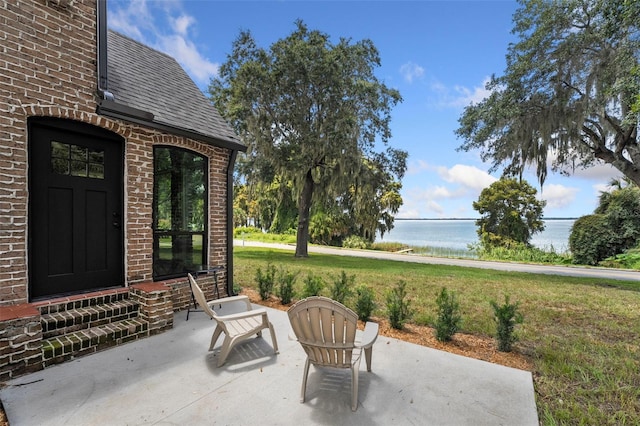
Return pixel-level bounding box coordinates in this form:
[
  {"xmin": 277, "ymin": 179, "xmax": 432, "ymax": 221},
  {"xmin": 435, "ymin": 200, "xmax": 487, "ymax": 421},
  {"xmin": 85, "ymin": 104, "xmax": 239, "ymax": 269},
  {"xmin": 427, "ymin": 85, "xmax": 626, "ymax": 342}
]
[{"xmin": 105, "ymin": 30, "xmax": 242, "ymax": 148}]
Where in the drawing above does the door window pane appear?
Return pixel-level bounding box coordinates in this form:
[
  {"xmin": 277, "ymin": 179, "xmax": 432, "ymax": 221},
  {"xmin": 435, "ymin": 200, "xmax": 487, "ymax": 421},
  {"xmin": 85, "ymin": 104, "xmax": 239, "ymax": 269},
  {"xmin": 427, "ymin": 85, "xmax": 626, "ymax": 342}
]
[{"xmin": 50, "ymin": 141, "xmax": 104, "ymax": 179}]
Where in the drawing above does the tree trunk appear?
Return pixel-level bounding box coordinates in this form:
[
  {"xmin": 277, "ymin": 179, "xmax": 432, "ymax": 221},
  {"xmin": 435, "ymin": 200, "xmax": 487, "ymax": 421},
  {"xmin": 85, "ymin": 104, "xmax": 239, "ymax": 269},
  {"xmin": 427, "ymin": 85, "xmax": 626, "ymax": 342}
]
[{"xmin": 295, "ymin": 169, "xmax": 314, "ymax": 257}]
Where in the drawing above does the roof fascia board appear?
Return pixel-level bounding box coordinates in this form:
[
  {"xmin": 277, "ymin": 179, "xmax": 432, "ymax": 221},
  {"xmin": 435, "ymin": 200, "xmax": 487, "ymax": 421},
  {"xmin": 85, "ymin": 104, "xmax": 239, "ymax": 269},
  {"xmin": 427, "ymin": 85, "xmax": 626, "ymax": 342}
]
[
  {"xmin": 96, "ymin": 100, "xmax": 247, "ymax": 152},
  {"xmin": 98, "ymin": 99, "xmax": 154, "ymax": 121}
]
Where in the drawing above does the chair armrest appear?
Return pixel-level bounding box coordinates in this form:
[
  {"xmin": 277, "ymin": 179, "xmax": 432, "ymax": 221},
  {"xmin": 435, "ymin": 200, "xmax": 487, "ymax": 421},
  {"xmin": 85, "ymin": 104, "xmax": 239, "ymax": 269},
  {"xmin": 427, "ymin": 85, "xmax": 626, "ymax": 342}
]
[
  {"xmin": 209, "ymin": 295, "xmax": 253, "ymax": 311},
  {"xmin": 215, "ymin": 308, "xmax": 268, "ymax": 322},
  {"xmin": 355, "ymin": 322, "xmax": 379, "ymax": 349}
]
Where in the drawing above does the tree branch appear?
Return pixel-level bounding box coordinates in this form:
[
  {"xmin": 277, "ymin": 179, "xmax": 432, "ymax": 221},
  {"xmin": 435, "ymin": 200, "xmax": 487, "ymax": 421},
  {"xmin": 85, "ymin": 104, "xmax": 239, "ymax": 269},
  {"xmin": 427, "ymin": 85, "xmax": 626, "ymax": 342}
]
[{"xmin": 562, "ymin": 80, "xmax": 585, "ymax": 97}]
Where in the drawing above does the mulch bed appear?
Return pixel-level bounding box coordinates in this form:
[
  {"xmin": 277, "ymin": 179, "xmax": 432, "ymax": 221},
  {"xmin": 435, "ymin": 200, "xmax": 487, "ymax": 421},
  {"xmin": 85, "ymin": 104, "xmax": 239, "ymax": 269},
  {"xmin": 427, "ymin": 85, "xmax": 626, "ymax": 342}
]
[
  {"xmin": 241, "ymin": 288, "xmax": 533, "ymax": 372},
  {"xmin": 0, "ymin": 401, "xmax": 6, "ymax": 426}
]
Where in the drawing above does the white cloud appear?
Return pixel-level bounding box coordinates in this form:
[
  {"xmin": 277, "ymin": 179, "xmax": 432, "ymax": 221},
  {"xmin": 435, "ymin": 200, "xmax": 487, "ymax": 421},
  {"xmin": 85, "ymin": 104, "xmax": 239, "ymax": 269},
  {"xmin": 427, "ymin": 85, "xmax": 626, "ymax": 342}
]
[
  {"xmin": 397, "ymin": 198, "xmax": 444, "ymax": 218},
  {"xmin": 407, "ymin": 179, "xmax": 474, "ymax": 201},
  {"xmin": 171, "ymin": 14, "xmax": 194, "ymax": 36},
  {"xmin": 429, "ymin": 77, "xmax": 492, "ymax": 109},
  {"xmin": 436, "ymin": 164, "xmax": 497, "ymax": 191},
  {"xmin": 450, "ymin": 79, "xmax": 492, "ymax": 107},
  {"xmin": 592, "ymin": 183, "xmax": 609, "ymax": 194},
  {"xmin": 399, "ymin": 163, "xmax": 496, "ymax": 217},
  {"xmin": 399, "ymin": 62, "xmax": 425, "ymax": 83},
  {"xmin": 158, "ymin": 35, "xmax": 219, "ymax": 84},
  {"xmin": 108, "ymin": 1, "xmax": 219, "ymax": 86},
  {"xmin": 406, "ymin": 159, "xmax": 432, "ymax": 175},
  {"xmin": 539, "ymin": 184, "xmax": 579, "ymax": 209},
  {"xmin": 396, "ymin": 207, "xmax": 421, "ymax": 218},
  {"xmin": 108, "ymin": 1, "xmax": 153, "ymax": 43},
  {"xmin": 407, "ymin": 162, "xmax": 497, "ymax": 193},
  {"xmin": 571, "ymin": 163, "xmax": 622, "ymax": 182},
  {"xmin": 534, "ymin": 150, "xmax": 623, "ymax": 183}
]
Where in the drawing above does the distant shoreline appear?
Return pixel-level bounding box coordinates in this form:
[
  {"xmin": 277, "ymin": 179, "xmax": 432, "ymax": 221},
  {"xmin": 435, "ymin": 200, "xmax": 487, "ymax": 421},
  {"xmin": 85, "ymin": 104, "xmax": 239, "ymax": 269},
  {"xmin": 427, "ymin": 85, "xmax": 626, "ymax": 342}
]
[{"xmin": 395, "ymin": 217, "xmax": 577, "ymax": 221}]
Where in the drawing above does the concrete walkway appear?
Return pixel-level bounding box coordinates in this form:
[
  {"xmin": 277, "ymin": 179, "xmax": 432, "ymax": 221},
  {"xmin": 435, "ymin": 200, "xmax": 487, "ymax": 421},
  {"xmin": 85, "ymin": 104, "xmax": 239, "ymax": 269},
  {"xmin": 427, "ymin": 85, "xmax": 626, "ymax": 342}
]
[{"xmin": 1, "ymin": 303, "xmax": 538, "ymax": 425}]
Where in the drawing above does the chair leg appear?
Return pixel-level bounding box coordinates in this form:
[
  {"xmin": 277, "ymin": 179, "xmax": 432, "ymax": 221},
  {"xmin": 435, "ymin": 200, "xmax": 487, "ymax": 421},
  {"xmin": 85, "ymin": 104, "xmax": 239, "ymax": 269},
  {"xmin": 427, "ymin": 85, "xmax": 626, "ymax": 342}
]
[
  {"xmin": 267, "ymin": 322, "xmax": 279, "ymax": 354},
  {"xmin": 209, "ymin": 325, "xmax": 224, "ymax": 351},
  {"xmin": 364, "ymin": 347, "xmax": 373, "ymax": 372},
  {"xmin": 301, "ymin": 358, "xmax": 311, "ymax": 403},
  {"xmin": 351, "ymin": 365, "xmax": 359, "ymax": 411},
  {"xmin": 216, "ymin": 336, "xmax": 236, "ymax": 367}
]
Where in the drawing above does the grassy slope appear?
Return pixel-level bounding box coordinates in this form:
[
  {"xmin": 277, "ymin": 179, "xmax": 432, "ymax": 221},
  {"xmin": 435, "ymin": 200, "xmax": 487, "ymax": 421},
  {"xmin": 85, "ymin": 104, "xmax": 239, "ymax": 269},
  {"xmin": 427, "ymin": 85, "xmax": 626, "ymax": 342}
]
[{"xmin": 234, "ymin": 246, "xmax": 640, "ymax": 425}]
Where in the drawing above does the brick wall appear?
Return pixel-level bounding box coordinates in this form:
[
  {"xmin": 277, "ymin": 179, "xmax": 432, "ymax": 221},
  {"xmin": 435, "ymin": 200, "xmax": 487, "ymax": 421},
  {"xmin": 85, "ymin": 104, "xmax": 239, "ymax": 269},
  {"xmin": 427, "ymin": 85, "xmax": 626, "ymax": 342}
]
[
  {"xmin": 1, "ymin": 0, "xmax": 99, "ymax": 304},
  {"xmin": 0, "ymin": 304, "xmax": 42, "ymax": 381},
  {"xmin": 160, "ymin": 273, "xmax": 228, "ymax": 313},
  {"xmin": 0, "ymin": 0, "xmax": 230, "ymax": 305},
  {"xmin": 129, "ymin": 283, "xmax": 173, "ymax": 335}
]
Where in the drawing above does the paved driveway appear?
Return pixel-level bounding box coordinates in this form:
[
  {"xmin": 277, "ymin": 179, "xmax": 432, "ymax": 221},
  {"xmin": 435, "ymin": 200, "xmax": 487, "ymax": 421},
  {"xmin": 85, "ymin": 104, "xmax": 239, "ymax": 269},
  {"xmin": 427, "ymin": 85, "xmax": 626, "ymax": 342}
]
[{"xmin": 235, "ymin": 240, "xmax": 640, "ymax": 281}]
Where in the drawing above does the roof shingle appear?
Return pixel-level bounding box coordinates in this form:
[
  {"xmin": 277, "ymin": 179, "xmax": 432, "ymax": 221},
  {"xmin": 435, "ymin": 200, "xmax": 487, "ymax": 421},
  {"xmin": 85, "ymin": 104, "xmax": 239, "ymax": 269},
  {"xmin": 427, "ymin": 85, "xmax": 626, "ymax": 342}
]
[{"xmin": 105, "ymin": 30, "xmax": 242, "ymax": 149}]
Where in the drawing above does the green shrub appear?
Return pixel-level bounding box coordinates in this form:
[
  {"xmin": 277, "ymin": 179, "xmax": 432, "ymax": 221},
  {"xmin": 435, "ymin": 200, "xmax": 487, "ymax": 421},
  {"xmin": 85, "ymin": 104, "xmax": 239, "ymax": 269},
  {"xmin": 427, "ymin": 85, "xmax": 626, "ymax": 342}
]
[
  {"xmin": 277, "ymin": 267, "xmax": 298, "ymax": 304},
  {"xmin": 232, "ymin": 283, "xmax": 242, "ymax": 295},
  {"xmin": 370, "ymin": 241, "xmax": 408, "ymax": 252},
  {"xmin": 434, "ymin": 287, "xmax": 462, "ymax": 342},
  {"xmin": 255, "ymin": 263, "xmax": 276, "ymax": 301},
  {"xmin": 301, "ymin": 273, "xmax": 325, "ymax": 298},
  {"xmin": 354, "ymin": 285, "xmax": 377, "ymax": 322},
  {"xmin": 342, "ymin": 235, "xmax": 369, "ymax": 249},
  {"xmin": 569, "ymin": 214, "xmax": 615, "ymax": 265},
  {"xmin": 476, "ymin": 241, "xmax": 571, "ymax": 264},
  {"xmin": 490, "ymin": 295, "xmax": 524, "ymax": 352},
  {"xmin": 386, "ymin": 280, "xmax": 414, "ymax": 330},
  {"xmin": 600, "ymin": 247, "xmax": 640, "ymax": 269},
  {"xmin": 234, "ymin": 226, "xmax": 262, "ymax": 237},
  {"xmin": 330, "ymin": 270, "xmax": 355, "ymax": 304}
]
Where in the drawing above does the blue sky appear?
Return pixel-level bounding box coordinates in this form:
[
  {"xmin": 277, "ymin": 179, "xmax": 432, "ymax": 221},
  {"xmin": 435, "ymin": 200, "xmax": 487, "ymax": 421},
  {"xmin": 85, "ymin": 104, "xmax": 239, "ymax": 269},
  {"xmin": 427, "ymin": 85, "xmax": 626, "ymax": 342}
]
[{"xmin": 108, "ymin": 0, "xmax": 622, "ymax": 219}]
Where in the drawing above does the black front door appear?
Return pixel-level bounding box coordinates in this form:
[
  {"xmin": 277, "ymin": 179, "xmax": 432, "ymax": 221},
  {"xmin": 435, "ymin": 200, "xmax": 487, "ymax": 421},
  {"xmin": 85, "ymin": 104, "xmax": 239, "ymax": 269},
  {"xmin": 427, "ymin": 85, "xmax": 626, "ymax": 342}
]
[{"xmin": 29, "ymin": 118, "xmax": 124, "ymax": 300}]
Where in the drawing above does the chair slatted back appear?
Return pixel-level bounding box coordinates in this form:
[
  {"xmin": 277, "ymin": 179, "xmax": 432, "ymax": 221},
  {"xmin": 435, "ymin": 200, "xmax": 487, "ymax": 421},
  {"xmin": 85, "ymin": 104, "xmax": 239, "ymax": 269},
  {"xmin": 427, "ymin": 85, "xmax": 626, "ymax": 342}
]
[
  {"xmin": 288, "ymin": 296, "xmax": 358, "ymax": 368},
  {"xmin": 188, "ymin": 273, "xmax": 218, "ymax": 319}
]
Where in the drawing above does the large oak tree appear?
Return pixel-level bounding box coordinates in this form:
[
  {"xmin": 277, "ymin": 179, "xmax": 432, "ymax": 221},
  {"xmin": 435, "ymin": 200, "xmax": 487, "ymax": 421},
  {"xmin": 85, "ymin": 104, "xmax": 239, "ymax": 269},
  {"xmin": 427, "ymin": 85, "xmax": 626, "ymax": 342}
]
[
  {"xmin": 210, "ymin": 21, "xmax": 406, "ymax": 257},
  {"xmin": 456, "ymin": 0, "xmax": 640, "ymax": 186}
]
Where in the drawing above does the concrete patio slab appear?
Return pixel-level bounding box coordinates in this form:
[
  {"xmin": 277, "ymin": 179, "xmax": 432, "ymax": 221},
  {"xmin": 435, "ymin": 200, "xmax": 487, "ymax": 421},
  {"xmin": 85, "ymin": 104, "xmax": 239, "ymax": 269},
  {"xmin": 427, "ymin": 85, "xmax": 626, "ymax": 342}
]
[{"xmin": 0, "ymin": 302, "xmax": 538, "ymax": 425}]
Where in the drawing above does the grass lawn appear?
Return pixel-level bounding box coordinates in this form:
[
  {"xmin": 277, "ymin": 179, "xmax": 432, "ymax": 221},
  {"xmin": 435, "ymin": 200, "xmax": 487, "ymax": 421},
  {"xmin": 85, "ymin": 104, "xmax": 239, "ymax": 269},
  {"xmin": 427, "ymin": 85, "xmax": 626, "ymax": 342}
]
[{"xmin": 234, "ymin": 246, "xmax": 640, "ymax": 425}]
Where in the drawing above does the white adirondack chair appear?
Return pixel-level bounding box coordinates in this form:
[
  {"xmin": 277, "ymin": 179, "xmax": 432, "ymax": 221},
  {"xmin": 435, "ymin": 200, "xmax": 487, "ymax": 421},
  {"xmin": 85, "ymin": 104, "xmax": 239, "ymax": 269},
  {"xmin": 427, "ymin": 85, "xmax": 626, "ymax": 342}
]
[
  {"xmin": 287, "ymin": 296, "xmax": 379, "ymax": 411},
  {"xmin": 188, "ymin": 273, "xmax": 279, "ymax": 367}
]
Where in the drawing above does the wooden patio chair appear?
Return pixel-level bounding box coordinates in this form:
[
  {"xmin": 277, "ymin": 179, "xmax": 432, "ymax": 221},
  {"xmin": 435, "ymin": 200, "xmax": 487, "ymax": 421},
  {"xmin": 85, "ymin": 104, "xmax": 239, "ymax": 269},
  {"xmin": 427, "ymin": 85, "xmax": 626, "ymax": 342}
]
[
  {"xmin": 188, "ymin": 273, "xmax": 279, "ymax": 367},
  {"xmin": 287, "ymin": 296, "xmax": 379, "ymax": 411}
]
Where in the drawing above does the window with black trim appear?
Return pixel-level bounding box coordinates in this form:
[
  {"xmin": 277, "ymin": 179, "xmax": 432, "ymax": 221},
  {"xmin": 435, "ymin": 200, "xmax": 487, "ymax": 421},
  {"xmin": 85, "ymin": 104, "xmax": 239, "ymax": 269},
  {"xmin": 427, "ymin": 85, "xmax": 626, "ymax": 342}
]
[{"xmin": 153, "ymin": 146, "xmax": 207, "ymax": 279}]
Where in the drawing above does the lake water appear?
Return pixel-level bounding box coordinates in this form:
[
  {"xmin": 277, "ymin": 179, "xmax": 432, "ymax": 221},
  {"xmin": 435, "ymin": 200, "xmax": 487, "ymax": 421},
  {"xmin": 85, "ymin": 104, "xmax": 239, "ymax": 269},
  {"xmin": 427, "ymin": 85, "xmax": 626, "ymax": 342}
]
[{"xmin": 377, "ymin": 219, "xmax": 574, "ymax": 253}]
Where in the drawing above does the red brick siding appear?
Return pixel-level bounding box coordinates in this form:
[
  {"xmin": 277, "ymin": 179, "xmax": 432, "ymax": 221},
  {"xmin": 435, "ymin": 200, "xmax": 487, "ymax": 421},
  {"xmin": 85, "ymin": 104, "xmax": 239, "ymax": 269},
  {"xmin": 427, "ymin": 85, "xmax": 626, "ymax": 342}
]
[{"xmin": 0, "ymin": 0, "xmax": 231, "ymax": 305}]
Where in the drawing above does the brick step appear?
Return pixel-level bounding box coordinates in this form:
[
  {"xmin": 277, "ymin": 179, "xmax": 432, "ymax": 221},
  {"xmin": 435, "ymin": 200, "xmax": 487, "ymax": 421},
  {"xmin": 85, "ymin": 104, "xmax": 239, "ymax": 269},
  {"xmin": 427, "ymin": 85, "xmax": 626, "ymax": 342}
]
[
  {"xmin": 40, "ymin": 299, "xmax": 140, "ymax": 339},
  {"xmin": 1, "ymin": 285, "xmax": 174, "ymax": 381},
  {"xmin": 42, "ymin": 318, "xmax": 149, "ymax": 367},
  {"xmin": 34, "ymin": 288, "xmax": 131, "ymax": 316}
]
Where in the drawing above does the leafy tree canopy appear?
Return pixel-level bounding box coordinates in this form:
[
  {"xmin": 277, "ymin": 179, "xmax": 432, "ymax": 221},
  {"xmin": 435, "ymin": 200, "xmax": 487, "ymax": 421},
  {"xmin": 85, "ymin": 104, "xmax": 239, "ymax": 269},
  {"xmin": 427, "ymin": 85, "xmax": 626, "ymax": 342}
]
[
  {"xmin": 210, "ymin": 20, "xmax": 406, "ymax": 257},
  {"xmin": 457, "ymin": 0, "xmax": 640, "ymax": 186},
  {"xmin": 473, "ymin": 178, "xmax": 546, "ymax": 248}
]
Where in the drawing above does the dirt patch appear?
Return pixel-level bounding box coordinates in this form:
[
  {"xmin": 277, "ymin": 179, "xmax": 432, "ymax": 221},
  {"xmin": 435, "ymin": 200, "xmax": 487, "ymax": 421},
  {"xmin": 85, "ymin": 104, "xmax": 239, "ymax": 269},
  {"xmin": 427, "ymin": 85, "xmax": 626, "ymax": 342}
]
[{"xmin": 242, "ymin": 288, "xmax": 533, "ymax": 372}]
